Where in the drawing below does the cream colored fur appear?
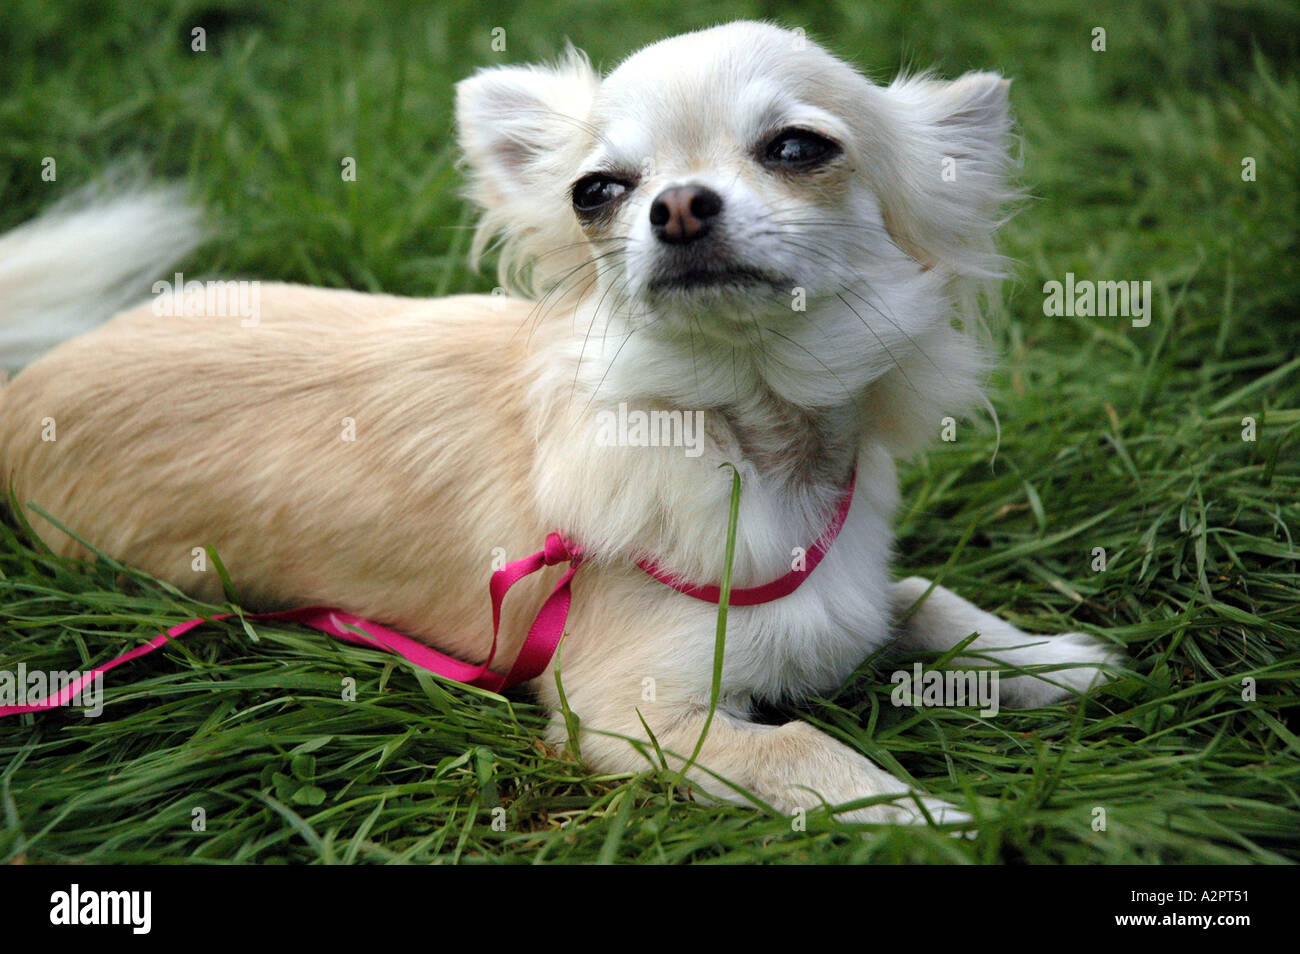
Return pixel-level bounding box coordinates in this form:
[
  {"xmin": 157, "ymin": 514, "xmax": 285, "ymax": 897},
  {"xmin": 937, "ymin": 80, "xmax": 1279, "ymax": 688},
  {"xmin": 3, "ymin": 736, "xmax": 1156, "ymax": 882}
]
[{"xmin": 0, "ymin": 22, "xmax": 1120, "ymax": 827}]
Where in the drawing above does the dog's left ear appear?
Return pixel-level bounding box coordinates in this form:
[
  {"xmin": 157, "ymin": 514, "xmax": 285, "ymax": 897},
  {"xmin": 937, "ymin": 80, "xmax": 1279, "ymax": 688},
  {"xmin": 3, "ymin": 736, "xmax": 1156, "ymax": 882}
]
[{"xmin": 873, "ymin": 71, "xmax": 1017, "ymax": 279}]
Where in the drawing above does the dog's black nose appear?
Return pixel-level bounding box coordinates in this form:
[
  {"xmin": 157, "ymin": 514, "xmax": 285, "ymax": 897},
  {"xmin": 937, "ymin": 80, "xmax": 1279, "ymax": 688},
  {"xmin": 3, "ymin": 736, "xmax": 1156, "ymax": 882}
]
[{"xmin": 649, "ymin": 185, "xmax": 722, "ymax": 244}]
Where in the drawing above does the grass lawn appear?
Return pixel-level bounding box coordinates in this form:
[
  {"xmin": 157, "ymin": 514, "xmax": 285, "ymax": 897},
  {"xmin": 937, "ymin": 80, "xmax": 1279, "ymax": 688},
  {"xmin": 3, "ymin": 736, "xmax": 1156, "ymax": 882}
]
[{"xmin": 0, "ymin": 0, "xmax": 1297, "ymax": 863}]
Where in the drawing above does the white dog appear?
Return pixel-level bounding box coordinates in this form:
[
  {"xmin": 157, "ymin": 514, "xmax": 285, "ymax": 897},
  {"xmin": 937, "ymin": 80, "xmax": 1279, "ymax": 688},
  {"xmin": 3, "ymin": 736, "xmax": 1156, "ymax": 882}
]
[{"xmin": 0, "ymin": 22, "xmax": 1119, "ymax": 826}]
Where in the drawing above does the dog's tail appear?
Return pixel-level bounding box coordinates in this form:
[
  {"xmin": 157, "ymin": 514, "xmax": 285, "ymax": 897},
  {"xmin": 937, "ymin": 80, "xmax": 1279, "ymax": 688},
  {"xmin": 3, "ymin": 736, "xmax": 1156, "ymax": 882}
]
[{"xmin": 0, "ymin": 185, "xmax": 205, "ymax": 373}]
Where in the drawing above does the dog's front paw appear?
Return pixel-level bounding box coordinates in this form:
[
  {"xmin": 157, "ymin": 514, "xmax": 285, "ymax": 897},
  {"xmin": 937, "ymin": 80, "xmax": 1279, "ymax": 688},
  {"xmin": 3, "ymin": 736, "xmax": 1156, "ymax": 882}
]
[
  {"xmin": 815, "ymin": 782, "xmax": 972, "ymax": 829},
  {"xmin": 888, "ymin": 794, "xmax": 973, "ymax": 828},
  {"xmin": 999, "ymin": 631, "xmax": 1125, "ymax": 708},
  {"xmin": 828, "ymin": 793, "xmax": 975, "ymax": 839}
]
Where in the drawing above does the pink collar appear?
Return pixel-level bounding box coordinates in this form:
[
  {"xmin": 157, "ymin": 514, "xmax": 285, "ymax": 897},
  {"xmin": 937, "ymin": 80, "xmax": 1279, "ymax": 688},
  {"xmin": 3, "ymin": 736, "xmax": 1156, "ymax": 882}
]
[
  {"xmin": 636, "ymin": 471, "xmax": 856, "ymax": 605},
  {"xmin": 1, "ymin": 471, "xmax": 856, "ymax": 715}
]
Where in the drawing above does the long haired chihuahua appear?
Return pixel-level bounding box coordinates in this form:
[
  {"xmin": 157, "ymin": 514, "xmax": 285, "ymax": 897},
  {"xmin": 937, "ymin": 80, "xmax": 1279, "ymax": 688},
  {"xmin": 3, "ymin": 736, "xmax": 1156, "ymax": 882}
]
[{"xmin": 0, "ymin": 22, "xmax": 1119, "ymax": 826}]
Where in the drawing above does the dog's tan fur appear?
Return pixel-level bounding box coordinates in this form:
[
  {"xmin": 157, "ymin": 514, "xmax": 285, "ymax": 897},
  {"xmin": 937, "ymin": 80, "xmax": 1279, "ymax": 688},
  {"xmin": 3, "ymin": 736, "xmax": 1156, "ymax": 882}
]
[{"xmin": 0, "ymin": 281, "xmax": 942, "ymax": 820}]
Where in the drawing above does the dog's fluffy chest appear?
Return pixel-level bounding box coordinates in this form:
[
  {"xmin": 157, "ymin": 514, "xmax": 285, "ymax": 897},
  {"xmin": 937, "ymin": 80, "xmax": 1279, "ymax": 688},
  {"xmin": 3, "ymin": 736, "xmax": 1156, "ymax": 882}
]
[
  {"xmin": 716, "ymin": 467, "xmax": 900, "ymax": 700},
  {"xmin": 549, "ymin": 436, "xmax": 903, "ymax": 704}
]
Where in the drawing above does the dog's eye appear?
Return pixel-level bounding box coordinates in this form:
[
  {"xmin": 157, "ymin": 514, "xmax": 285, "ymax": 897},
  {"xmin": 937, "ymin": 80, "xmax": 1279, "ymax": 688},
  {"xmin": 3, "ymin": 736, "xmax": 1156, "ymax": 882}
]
[
  {"xmin": 572, "ymin": 174, "xmax": 633, "ymax": 214},
  {"xmin": 763, "ymin": 129, "xmax": 841, "ymax": 169}
]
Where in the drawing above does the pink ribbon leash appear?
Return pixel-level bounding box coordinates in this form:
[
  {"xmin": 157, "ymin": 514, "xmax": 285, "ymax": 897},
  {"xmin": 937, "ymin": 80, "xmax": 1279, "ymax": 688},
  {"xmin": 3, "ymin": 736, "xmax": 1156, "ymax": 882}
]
[
  {"xmin": 0, "ymin": 532, "xmax": 583, "ymax": 715},
  {"xmin": 1, "ymin": 475, "xmax": 854, "ymax": 716}
]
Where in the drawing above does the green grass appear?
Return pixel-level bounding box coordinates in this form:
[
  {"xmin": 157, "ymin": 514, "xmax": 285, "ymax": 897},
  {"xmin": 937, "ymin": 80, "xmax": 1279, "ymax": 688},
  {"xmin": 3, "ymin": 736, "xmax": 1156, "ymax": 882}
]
[{"xmin": 1, "ymin": 0, "xmax": 1297, "ymax": 863}]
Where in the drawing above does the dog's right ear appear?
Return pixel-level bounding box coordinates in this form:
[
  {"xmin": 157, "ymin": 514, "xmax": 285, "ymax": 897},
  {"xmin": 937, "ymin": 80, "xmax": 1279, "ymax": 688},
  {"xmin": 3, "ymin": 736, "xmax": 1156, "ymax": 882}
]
[
  {"xmin": 455, "ymin": 47, "xmax": 599, "ymax": 195},
  {"xmin": 456, "ymin": 48, "xmax": 600, "ymax": 289}
]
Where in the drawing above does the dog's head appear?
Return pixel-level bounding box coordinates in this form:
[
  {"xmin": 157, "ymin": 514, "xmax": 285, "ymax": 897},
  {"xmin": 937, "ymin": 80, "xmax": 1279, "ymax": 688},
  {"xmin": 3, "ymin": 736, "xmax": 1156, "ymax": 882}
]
[{"xmin": 457, "ymin": 22, "xmax": 1015, "ymax": 435}]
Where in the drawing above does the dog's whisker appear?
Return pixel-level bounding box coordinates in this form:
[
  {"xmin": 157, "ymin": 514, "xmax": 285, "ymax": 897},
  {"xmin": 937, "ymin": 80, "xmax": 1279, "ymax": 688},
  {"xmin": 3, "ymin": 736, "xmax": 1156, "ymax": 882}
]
[{"xmin": 835, "ymin": 290, "xmax": 917, "ymax": 393}]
